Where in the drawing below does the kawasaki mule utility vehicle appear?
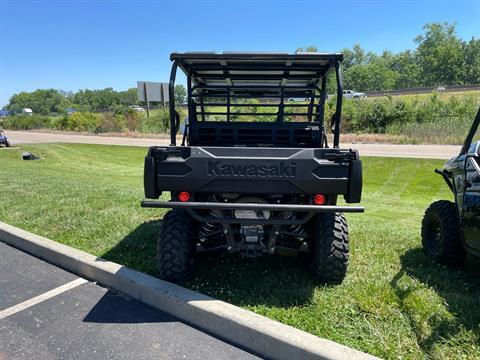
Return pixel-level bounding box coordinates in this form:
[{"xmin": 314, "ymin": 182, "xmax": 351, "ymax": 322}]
[
  {"xmin": 142, "ymin": 52, "xmax": 364, "ymax": 283},
  {"xmin": 422, "ymin": 107, "xmax": 480, "ymax": 265},
  {"xmin": 0, "ymin": 129, "xmax": 10, "ymax": 147}
]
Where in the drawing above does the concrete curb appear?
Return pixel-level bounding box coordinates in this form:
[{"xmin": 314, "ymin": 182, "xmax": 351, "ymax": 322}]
[{"xmin": 0, "ymin": 221, "xmax": 378, "ymax": 360}]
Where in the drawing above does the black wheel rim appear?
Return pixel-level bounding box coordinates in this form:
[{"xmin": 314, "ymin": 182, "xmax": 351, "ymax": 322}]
[{"xmin": 428, "ymin": 219, "xmax": 443, "ymax": 255}]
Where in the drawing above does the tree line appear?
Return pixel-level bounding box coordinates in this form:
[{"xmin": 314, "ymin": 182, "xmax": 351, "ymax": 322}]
[
  {"xmin": 3, "ymin": 22, "xmax": 479, "ymax": 115},
  {"xmin": 298, "ymin": 22, "xmax": 480, "ymax": 91},
  {"xmin": 4, "ymin": 86, "xmax": 187, "ymax": 115}
]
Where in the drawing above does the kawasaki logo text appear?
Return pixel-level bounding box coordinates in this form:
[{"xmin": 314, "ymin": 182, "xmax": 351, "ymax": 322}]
[{"xmin": 207, "ymin": 161, "xmax": 296, "ymax": 178}]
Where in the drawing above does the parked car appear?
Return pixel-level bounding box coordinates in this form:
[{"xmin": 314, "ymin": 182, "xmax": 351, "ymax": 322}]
[
  {"xmin": 343, "ymin": 90, "xmax": 366, "ymax": 99},
  {"xmin": 66, "ymin": 107, "xmax": 77, "ymax": 115},
  {"xmin": 129, "ymin": 105, "xmax": 145, "ymax": 112},
  {"xmin": 287, "ymin": 98, "xmax": 310, "ymax": 102},
  {"xmin": 22, "ymin": 108, "xmax": 33, "ymax": 115},
  {"xmin": 0, "ymin": 129, "xmax": 10, "ymax": 147}
]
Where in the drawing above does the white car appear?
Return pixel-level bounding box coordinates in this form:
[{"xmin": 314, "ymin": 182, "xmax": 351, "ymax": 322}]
[
  {"xmin": 129, "ymin": 105, "xmax": 145, "ymax": 112},
  {"xmin": 342, "ymin": 90, "xmax": 366, "ymax": 99}
]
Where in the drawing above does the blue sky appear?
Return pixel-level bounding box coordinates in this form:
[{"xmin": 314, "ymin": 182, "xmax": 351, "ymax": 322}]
[{"xmin": 0, "ymin": 0, "xmax": 479, "ymax": 107}]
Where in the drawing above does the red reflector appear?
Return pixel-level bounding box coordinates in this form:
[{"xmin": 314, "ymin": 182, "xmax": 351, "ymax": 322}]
[
  {"xmin": 178, "ymin": 191, "xmax": 190, "ymax": 202},
  {"xmin": 314, "ymin": 194, "xmax": 326, "ymax": 205}
]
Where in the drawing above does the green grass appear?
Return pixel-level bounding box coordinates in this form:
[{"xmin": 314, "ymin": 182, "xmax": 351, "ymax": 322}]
[
  {"xmin": 367, "ymin": 89, "xmax": 480, "ymax": 101},
  {"xmin": 1, "ymin": 143, "xmax": 480, "ymax": 359}
]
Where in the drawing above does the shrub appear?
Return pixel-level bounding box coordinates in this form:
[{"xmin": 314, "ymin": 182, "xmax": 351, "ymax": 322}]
[
  {"xmin": 326, "ymin": 93, "xmax": 480, "ymax": 134},
  {"xmin": 138, "ymin": 108, "xmax": 185, "ymax": 133},
  {"xmin": 0, "ymin": 108, "xmax": 187, "ymax": 135},
  {"xmin": 96, "ymin": 113, "xmax": 126, "ymax": 133},
  {"xmin": 124, "ymin": 111, "xmax": 141, "ymax": 131},
  {"xmin": 61, "ymin": 112, "xmax": 100, "ymax": 132},
  {"xmin": 2, "ymin": 114, "xmax": 53, "ymax": 130}
]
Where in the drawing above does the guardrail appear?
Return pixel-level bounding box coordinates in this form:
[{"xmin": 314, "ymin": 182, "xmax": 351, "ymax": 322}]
[{"xmin": 365, "ymin": 84, "xmax": 480, "ymax": 97}]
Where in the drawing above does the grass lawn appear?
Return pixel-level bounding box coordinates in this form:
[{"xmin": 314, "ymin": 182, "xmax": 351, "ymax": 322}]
[{"xmin": 1, "ymin": 143, "xmax": 479, "ymax": 359}]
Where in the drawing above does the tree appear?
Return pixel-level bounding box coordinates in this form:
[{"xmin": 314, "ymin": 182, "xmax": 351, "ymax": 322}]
[
  {"xmin": 351, "ymin": 44, "xmax": 367, "ymax": 65},
  {"xmin": 72, "ymin": 89, "xmax": 95, "ymax": 110},
  {"xmin": 95, "ymin": 88, "xmax": 120, "ymax": 109},
  {"xmin": 343, "ymin": 58, "xmax": 397, "ymax": 91},
  {"xmin": 72, "ymin": 88, "xmax": 120, "ymax": 111},
  {"xmin": 415, "ymin": 22, "xmax": 464, "ymax": 86},
  {"xmin": 295, "ymin": 46, "xmax": 318, "ymax": 53},
  {"xmin": 462, "ymin": 37, "xmax": 480, "ymax": 84},
  {"xmin": 175, "ymin": 84, "xmax": 187, "ymax": 105},
  {"xmin": 7, "ymin": 87, "xmax": 141, "ymax": 115},
  {"xmin": 388, "ymin": 50, "xmax": 422, "ymax": 89},
  {"xmin": 118, "ymin": 88, "xmax": 138, "ymax": 106},
  {"xmin": 7, "ymin": 89, "xmax": 65, "ymax": 114}
]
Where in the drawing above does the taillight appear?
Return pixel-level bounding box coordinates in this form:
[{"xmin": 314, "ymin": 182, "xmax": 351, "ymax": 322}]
[
  {"xmin": 314, "ymin": 194, "xmax": 326, "ymax": 205},
  {"xmin": 178, "ymin": 191, "xmax": 191, "ymax": 202}
]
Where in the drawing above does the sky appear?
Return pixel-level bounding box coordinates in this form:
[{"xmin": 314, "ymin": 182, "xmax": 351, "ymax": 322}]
[{"xmin": 0, "ymin": 0, "xmax": 479, "ymax": 107}]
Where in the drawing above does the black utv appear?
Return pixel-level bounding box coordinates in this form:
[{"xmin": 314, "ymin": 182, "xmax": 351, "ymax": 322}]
[
  {"xmin": 0, "ymin": 129, "xmax": 10, "ymax": 147},
  {"xmin": 422, "ymin": 107, "xmax": 480, "ymax": 264},
  {"xmin": 142, "ymin": 52, "xmax": 363, "ymax": 284}
]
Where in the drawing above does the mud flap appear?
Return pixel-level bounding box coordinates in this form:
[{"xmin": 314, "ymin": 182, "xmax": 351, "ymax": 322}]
[
  {"xmin": 144, "ymin": 156, "xmax": 160, "ymax": 199},
  {"xmin": 345, "ymin": 160, "xmax": 362, "ymax": 203}
]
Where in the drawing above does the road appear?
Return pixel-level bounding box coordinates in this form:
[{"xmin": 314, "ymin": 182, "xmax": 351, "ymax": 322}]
[
  {"xmin": 0, "ymin": 241, "xmax": 258, "ymax": 360},
  {"xmin": 5, "ymin": 130, "xmax": 461, "ymax": 159}
]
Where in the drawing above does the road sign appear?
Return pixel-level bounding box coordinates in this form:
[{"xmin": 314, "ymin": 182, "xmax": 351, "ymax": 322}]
[
  {"xmin": 137, "ymin": 81, "xmax": 170, "ymax": 117},
  {"xmin": 137, "ymin": 81, "xmax": 169, "ymax": 103}
]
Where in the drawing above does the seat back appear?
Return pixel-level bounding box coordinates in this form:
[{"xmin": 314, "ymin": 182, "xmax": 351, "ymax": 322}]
[{"xmin": 188, "ymin": 122, "xmax": 322, "ymax": 147}]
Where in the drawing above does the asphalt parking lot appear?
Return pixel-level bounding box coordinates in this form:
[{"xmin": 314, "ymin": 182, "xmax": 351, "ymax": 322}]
[{"xmin": 0, "ymin": 242, "xmax": 259, "ymax": 360}]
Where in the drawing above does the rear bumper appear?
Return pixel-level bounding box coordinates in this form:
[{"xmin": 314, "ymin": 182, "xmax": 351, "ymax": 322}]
[
  {"xmin": 141, "ymin": 200, "xmax": 364, "ymax": 213},
  {"xmin": 141, "ymin": 200, "xmax": 364, "ymax": 224}
]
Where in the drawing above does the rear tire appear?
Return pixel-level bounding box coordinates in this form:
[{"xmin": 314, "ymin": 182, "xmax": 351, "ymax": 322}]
[
  {"xmin": 156, "ymin": 209, "xmax": 196, "ymax": 283},
  {"xmin": 5, "ymin": 141, "xmax": 10, "ymax": 148},
  {"xmin": 421, "ymin": 200, "xmax": 466, "ymax": 265},
  {"xmin": 309, "ymin": 212, "xmax": 349, "ymax": 284}
]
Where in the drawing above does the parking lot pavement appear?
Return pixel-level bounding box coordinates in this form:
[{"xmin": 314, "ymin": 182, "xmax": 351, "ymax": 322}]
[{"xmin": 0, "ymin": 242, "xmax": 259, "ymax": 360}]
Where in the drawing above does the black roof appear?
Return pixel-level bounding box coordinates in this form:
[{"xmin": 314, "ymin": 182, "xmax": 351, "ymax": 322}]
[{"xmin": 170, "ymin": 52, "xmax": 343, "ymax": 88}]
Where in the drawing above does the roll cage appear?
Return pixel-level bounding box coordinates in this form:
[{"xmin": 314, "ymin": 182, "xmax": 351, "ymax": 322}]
[{"xmin": 167, "ymin": 52, "xmax": 344, "ymax": 148}]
